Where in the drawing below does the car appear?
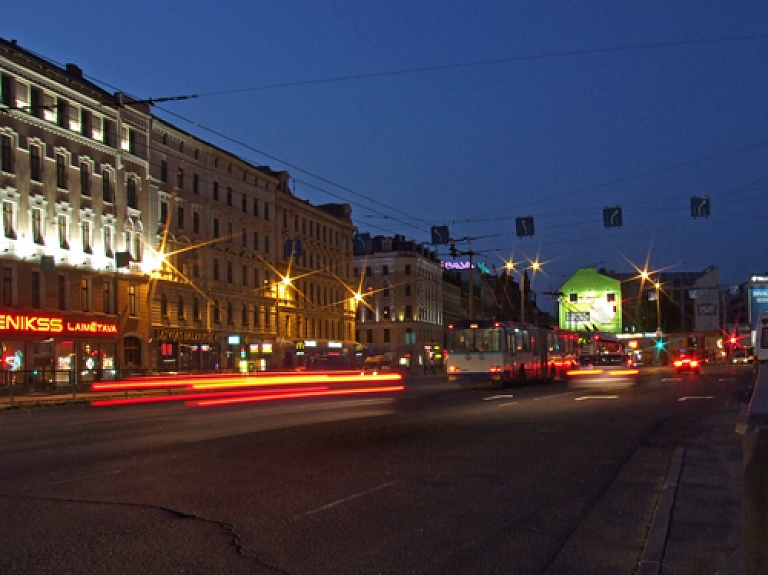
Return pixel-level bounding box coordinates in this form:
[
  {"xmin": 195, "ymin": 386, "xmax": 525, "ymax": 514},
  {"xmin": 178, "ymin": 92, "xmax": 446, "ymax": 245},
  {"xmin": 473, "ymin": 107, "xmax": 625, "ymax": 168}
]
[
  {"xmin": 362, "ymin": 355, "xmax": 393, "ymax": 375},
  {"xmin": 731, "ymin": 352, "xmax": 754, "ymax": 364},
  {"xmin": 566, "ymin": 354, "xmax": 640, "ymax": 390},
  {"xmin": 673, "ymin": 356, "xmax": 701, "ymax": 374}
]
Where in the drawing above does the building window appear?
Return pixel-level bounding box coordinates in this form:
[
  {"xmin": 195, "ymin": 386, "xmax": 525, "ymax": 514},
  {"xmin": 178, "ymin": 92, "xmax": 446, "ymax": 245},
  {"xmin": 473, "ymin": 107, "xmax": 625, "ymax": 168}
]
[
  {"xmin": 366, "ymin": 329, "xmax": 373, "ymax": 344},
  {"xmin": 159, "ymin": 199, "xmax": 168, "ymax": 226},
  {"xmin": 226, "ymin": 187, "xmax": 233, "ymax": 206},
  {"xmin": 193, "ymin": 173, "xmax": 199, "ymax": 195},
  {"xmin": 212, "ymin": 258, "xmax": 220, "ymax": 281},
  {"xmin": 241, "ymin": 194, "xmax": 247, "ymax": 212},
  {"xmin": 127, "ymin": 178, "xmax": 138, "ymax": 209},
  {"xmin": 253, "ymin": 306, "xmax": 260, "ymax": 327},
  {"xmin": 160, "ymin": 160, "xmax": 167, "ymax": 183},
  {"xmin": 213, "ymin": 181, "xmax": 219, "ymax": 201},
  {"xmin": 123, "ymin": 336, "xmax": 142, "ymax": 367},
  {"xmin": 570, "ymin": 293, "xmax": 578, "ymax": 303},
  {"xmin": 193, "ymin": 211, "xmax": 200, "ymax": 233},
  {"xmin": 177, "ymin": 295, "xmax": 185, "ymax": 320},
  {"xmin": 383, "ymin": 329, "xmax": 390, "ymax": 343},
  {"xmin": 58, "ymin": 215, "xmax": 68, "ymax": 249},
  {"xmin": 365, "ymin": 266, "xmax": 372, "ymax": 277},
  {"xmin": 81, "ymin": 278, "xmax": 90, "ymax": 312},
  {"xmin": 30, "ymin": 145, "xmax": 42, "ymax": 181},
  {"xmin": 405, "ymin": 282, "xmax": 411, "ymax": 297},
  {"xmin": 264, "ymin": 236, "xmax": 270, "ymax": 253},
  {"xmin": 405, "ymin": 265, "xmax": 412, "ymax": 276},
  {"xmin": 31, "ymin": 208, "xmax": 43, "ymax": 244},
  {"xmin": 242, "ymin": 304, "xmax": 248, "ymax": 326},
  {"xmin": 264, "ymin": 203, "xmax": 270, "ymax": 220},
  {"xmin": 82, "ymin": 220, "xmax": 92, "ymax": 254},
  {"xmin": 0, "ymin": 268, "xmax": 12, "ymax": 306},
  {"xmin": 57, "ymin": 274, "xmax": 66, "ymax": 310},
  {"xmin": 176, "ymin": 167, "xmax": 184, "ymax": 190},
  {"xmin": 103, "ymin": 280, "xmax": 112, "ymax": 314},
  {"xmin": 212, "ymin": 301, "xmax": 220, "ymax": 323},
  {"xmin": 227, "ymin": 301, "xmax": 234, "ymax": 324},
  {"xmin": 160, "ymin": 292, "xmax": 168, "ymax": 318},
  {"xmin": 405, "ymin": 305, "xmax": 413, "ymax": 319},
  {"xmin": 128, "ymin": 284, "xmax": 138, "ymax": 316},
  {"xmin": 1, "ymin": 134, "xmax": 12, "ymax": 173},
  {"xmin": 227, "ymin": 261, "xmax": 233, "ymax": 283},
  {"xmin": 253, "ymin": 198, "xmax": 258, "ymax": 217},
  {"xmin": 253, "ymin": 231, "xmax": 258, "ymax": 251},
  {"xmin": 104, "ymin": 226, "xmax": 113, "ymax": 258},
  {"xmin": 193, "ymin": 297, "xmax": 200, "ymax": 321},
  {"xmin": 213, "ymin": 217, "xmax": 219, "ymax": 238},
  {"xmin": 241, "ymin": 227, "xmax": 247, "ymax": 247},
  {"xmin": 56, "ymin": 153, "xmax": 68, "ymax": 189},
  {"xmin": 80, "ymin": 162, "xmax": 91, "ymax": 196},
  {"xmin": 242, "ymin": 265, "xmax": 248, "ymax": 286},
  {"xmin": 177, "ymin": 206, "xmax": 185, "ymax": 229},
  {"xmin": 102, "ymin": 168, "xmax": 113, "ymax": 202},
  {"xmin": 382, "ymin": 265, "xmax": 389, "ymax": 276},
  {"xmin": 30, "ymin": 271, "xmax": 41, "ymax": 308}
]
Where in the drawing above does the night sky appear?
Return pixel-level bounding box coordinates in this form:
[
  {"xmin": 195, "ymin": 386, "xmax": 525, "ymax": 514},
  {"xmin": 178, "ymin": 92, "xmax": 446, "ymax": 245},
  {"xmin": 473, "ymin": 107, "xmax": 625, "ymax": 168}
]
[{"xmin": 6, "ymin": 1, "xmax": 768, "ymax": 311}]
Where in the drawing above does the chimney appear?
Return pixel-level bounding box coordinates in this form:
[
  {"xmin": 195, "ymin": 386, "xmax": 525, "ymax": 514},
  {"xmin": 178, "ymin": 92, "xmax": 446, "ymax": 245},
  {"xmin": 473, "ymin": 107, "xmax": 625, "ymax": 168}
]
[{"xmin": 65, "ymin": 63, "xmax": 83, "ymax": 78}]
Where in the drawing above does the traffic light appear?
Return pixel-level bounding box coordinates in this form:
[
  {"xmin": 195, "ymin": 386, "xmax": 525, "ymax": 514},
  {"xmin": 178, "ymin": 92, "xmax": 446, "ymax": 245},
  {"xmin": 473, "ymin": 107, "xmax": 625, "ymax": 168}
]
[{"xmin": 450, "ymin": 242, "xmax": 458, "ymax": 258}]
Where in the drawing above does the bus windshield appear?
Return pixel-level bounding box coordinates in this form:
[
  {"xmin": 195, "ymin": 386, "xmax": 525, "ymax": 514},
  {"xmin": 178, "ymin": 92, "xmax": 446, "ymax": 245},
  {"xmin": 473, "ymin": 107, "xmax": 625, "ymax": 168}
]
[{"xmin": 448, "ymin": 328, "xmax": 502, "ymax": 353}]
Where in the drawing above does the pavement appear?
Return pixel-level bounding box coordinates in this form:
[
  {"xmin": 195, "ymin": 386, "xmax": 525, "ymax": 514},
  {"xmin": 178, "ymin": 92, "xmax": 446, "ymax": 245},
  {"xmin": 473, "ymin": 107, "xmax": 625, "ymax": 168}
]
[{"xmin": 0, "ymin": 372, "xmax": 749, "ymax": 575}]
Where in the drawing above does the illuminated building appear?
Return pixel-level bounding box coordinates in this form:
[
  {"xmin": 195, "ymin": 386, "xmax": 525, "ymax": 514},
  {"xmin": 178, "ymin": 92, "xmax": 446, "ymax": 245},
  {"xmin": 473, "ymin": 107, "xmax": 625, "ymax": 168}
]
[
  {"xmin": 0, "ymin": 37, "xmax": 151, "ymax": 385},
  {"xmin": 148, "ymin": 119, "xmax": 357, "ymax": 372},
  {"xmin": 353, "ymin": 234, "xmax": 444, "ymax": 372},
  {"xmin": 0, "ymin": 37, "xmax": 357, "ymax": 383}
]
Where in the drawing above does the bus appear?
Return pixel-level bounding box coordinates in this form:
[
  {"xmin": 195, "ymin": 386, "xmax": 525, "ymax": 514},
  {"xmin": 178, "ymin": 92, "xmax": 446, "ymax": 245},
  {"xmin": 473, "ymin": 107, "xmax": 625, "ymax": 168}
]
[
  {"xmin": 545, "ymin": 327, "xmax": 580, "ymax": 378},
  {"xmin": 446, "ymin": 320, "xmax": 569, "ymax": 385}
]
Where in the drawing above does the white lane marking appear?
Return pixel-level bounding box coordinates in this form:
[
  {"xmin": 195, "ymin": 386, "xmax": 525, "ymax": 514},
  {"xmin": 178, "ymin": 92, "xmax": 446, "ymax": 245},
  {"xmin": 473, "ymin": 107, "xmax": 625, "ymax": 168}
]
[
  {"xmin": 534, "ymin": 393, "xmax": 567, "ymax": 400},
  {"xmin": 499, "ymin": 401, "xmax": 519, "ymax": 407},
  {"xmin": 677, "ymin": 396, "xmax": 716, "ymax": 402},
  {"xmin": 574, "ymin": 395, "xmax": 619, "ymax": 401},
  {"xmin": 295, "ymin": 480, "xmax": 398, "ymax": 519},
  {"xmin": 662, "ymin": 378, "xmax": 683, "ymax": 382},
  {"xmin": 484, "ymin": 395, "xmax": 514, "ymax": 401},
  {"xmin": 718, "ymin": 378, "xmax": 736, "ymax": 382}
]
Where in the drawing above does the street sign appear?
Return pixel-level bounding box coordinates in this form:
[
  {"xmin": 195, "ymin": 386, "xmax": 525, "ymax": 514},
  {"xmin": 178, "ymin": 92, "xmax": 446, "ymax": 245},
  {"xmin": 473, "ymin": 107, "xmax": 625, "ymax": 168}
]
[
  {"xmin": 603, "ymin": 206, "xmax": 622, "ymax": 228},
  {"xmin": 430, "ymin": 225, "xmax": 450, "ymax": 245},
  {"xmin": 515, "ymin": 216, "xmax": 535, "ymax": 238},
  {"xmin": 690, "ymin": 196, "xmax": 710, "ymax": 219}
]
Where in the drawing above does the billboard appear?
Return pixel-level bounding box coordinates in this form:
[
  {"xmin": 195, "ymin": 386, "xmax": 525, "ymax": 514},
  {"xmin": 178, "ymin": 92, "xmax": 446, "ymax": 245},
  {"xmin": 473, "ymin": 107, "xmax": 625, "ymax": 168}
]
[{"xmin": 559, "ymin": 268, "xmax": 622, "ymax": 333}]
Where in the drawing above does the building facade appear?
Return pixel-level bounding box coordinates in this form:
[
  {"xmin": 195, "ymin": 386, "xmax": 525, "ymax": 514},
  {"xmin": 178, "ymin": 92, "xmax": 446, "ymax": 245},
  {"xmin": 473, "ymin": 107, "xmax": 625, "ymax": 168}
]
[
  {"xmin": 148, "ymin": 118, "xmax": 357, "ymax": 373},
  {"xmin": 0, "ymin": 38, "xmax": 152, "ymax": 386},
  {"xmin": 0, "ymin": 37, "xmax": 358, "ymax": 385},
  {"xmin": 353, "ymin": 234, "xmax": 444, "ymax": 372}
]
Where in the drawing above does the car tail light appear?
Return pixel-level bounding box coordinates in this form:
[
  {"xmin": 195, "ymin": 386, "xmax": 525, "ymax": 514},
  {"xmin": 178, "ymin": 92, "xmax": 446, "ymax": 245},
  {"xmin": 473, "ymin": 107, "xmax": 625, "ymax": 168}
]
[
  {"xmin": 690, "ymin": 360, "xmax": 699, "ymax": 367},
  {"xmin": 674, "ymin": 360, "xmax": 683, "ymax": 367},
  {"xmin": 448, "ymin": 365, "xmax": 459, "ymax": 373},
  {"xmin": 489, "ymin": 366, "xmax": 502, "ymax": 373}
]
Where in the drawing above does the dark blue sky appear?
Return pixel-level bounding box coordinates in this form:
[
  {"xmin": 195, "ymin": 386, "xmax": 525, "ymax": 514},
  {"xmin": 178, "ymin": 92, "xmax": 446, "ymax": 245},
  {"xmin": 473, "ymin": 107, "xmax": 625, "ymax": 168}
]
[{"xmin": 6, "ymin": 1, "xmax": 768, "ymax": 305}]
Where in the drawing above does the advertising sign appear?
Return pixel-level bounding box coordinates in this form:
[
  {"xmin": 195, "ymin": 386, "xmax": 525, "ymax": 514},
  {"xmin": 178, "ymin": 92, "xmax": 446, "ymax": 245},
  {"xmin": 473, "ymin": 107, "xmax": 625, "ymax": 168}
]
[
  {"xmin": 0, "ymin": 312, "xmax": 118, "ymax": 337},
  {"xmin": 559, "ymin": 268, "xmax": 623, "ymax": 333}
]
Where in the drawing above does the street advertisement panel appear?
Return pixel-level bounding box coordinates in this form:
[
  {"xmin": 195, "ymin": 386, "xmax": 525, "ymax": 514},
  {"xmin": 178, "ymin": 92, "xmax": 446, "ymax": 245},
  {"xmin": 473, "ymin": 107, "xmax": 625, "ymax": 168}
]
[{"xmin": 559, "ymin": 268, "xmax": 622, "ymax": 333}]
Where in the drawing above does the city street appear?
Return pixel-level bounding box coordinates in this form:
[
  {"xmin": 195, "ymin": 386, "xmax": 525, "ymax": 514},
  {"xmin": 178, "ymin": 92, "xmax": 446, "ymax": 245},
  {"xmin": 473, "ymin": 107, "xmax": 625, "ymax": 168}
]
[{"xmin": 0, "ymin": 366, "xmax": 751, "ymax": 574}]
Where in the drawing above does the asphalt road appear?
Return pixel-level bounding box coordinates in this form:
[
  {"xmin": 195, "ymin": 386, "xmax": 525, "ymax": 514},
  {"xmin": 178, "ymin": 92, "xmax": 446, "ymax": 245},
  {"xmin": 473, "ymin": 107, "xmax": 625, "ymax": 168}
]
[{"xmin": 0, "ymin": 366, "xmax": 752, "ymax": 574}]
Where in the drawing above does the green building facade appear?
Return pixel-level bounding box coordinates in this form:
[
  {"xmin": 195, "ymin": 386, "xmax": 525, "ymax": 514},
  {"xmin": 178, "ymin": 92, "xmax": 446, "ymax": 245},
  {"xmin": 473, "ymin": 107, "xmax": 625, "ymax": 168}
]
[{"xmin": 559, "ymin": 268, "xmax": 623, "ymax": 333}]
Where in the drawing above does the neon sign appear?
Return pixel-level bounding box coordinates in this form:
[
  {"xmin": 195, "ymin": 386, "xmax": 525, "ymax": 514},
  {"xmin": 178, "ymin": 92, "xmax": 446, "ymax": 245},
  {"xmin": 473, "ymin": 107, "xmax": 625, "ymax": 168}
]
[{"xmin": 0, "ymin": 313, "xmax": 118, "ymax": 336}]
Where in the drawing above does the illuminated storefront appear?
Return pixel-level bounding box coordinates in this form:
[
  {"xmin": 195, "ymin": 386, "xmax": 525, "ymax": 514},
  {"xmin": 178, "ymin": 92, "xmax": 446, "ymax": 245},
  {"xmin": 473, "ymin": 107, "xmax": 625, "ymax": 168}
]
[{"xmin": 0, "ymin": 311, "xmax": 119, "ymax": 385}]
